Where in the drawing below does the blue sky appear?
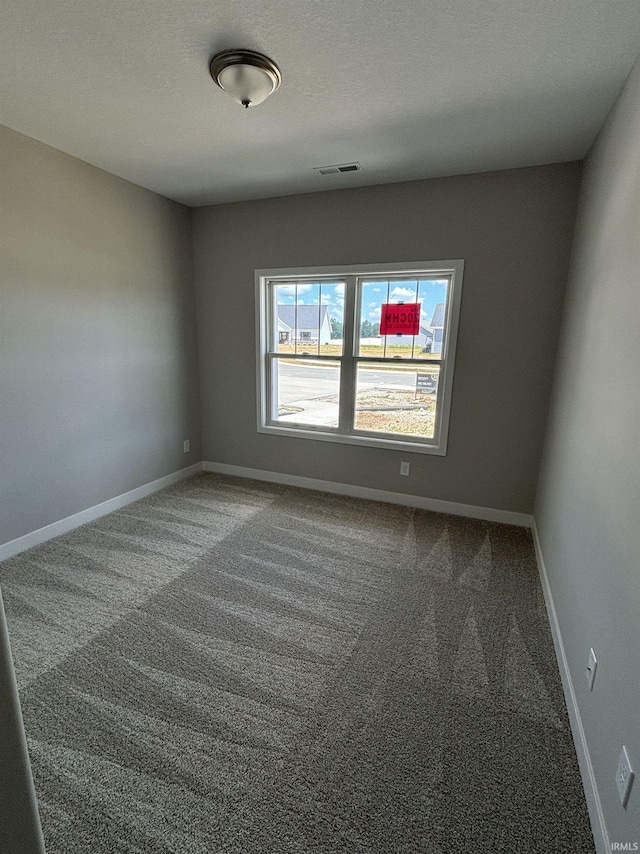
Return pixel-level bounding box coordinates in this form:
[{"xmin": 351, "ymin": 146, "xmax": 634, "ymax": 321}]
[{"xmin": 275, "ymin": 279, "xmax": 448, "ymax": 329}]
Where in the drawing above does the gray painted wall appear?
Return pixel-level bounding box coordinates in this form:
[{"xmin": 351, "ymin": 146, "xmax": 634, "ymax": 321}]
[
  {"xmin": 193, "ymin": 163, "xmax": 581, "ymax": 514},
  {"xmin": 1, "ymin": 125, "xmax": 201, "ymax": 547},
  {"xmin": 535, "ymin": 61, "xmax": 640, "ymax": 842}
]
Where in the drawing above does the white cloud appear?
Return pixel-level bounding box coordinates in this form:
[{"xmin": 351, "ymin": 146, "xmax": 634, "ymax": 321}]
[
  {"xmin": 277, "ymin": 283, "xmax": 313, "ymax": 296},
  {"xmin": 390, "ymin": 286, "xmax": 418, "ymax": 300},
  {"xmin": 368, "ymin": 301, "xmax": 378, "ymax": 308},
  {"xmin": 372, "ymin": 288, "xmax": 382, "ymax": 293}
]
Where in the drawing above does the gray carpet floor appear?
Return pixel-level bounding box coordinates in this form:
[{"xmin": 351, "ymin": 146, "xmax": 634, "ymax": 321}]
[{"xmin": 0, "ymin": 473, "xmax": 594, "ymax": 853}]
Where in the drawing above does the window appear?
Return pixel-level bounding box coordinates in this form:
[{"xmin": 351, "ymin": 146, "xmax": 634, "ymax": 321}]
[{"xmin": 256, "ymin": 261, "xmax": 464, "ymax": 455}]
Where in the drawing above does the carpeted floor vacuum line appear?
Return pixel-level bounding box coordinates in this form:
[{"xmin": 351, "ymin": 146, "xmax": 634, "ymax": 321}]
[{"xmin": 0, "ymin": 473, "xmax": 594, "ymax": 853}]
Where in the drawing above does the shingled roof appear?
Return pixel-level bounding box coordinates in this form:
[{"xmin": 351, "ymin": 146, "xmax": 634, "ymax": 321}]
[
  {"xmin": 277, "ymin": 304, "xmax": 329, "ymax": 330},
  {"xmin": 430, "ymin": 302, "xmax": 445, "ymax": 328}
]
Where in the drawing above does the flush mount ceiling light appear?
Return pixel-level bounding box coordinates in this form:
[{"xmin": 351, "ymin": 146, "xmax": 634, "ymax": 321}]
[{"xmin": 209, "ymin": 49, "xmax": 282, "ymax": 109}]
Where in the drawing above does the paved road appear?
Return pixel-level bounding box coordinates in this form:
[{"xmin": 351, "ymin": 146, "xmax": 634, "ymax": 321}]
[{"xmin": 277, "ymin": 361, "xmax": 437, "ymax": 403}]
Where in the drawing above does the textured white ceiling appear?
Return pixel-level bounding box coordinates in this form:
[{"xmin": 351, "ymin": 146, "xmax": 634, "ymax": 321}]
[{"xmin": 2, "ymin": 0, "xmax": 640, "ymax": 206}]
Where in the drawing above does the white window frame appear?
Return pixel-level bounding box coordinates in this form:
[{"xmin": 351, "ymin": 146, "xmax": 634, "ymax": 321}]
[{"xmin": 255, "ymin": 260, "xmax": 464, "ymax": 455}]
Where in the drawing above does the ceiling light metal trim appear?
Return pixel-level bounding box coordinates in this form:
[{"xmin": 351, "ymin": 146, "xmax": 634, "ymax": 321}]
[{"xmin": 210, "ymin": 49, "xmax": 282, "ymax": 109}]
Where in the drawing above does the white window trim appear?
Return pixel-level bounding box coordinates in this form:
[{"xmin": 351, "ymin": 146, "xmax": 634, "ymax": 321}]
[{"xmin": 255, "ymin": 260, "xmax": 464, "ymax": 456}]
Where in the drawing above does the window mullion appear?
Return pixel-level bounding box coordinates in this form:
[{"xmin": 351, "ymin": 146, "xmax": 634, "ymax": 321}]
[
  {"xmin": 265, "ymin": 352, "xmax": 276, "ymax": 423},
  {"xmin": 338, "ymin": 275, "xmax": 357, "ymax": 434},
  {"xmin": 354, "ymin": 357, "xmax": 444, "ymax": 367}
]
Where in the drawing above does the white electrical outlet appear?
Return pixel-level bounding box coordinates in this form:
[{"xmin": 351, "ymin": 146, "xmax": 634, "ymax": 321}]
[
  {"xmin": 400, "ymin": 461, "xmax": 410, "ymax": 476},
  {"xmin": 183, "ymin": 439, "xmax": 190, "ymax": 453},
  {"xmin": 616, "ymin": 745, "xmax": 634, "ymax": 808},
  {"xmin": 585, "ymin": 648, "xmax": 597, "ymax": 691}
]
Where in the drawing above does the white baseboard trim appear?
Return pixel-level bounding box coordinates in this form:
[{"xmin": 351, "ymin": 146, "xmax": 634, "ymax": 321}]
[
  {"xmin": 0, "ymin": 463, "xmax": 204, "ymax": 562},
  {"xmin": 203, "ymin": 461, "xmax": 533, "ymax": 527},
  {"xmin": 532, "ymin": 520, "xmax": 609, "ymax": 854}
]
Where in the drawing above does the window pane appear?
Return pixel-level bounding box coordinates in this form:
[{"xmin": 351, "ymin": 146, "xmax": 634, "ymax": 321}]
[
  {"xmin": 272, "ymin": 281, "xmax": 344, "ymax": 356},
  {"xmin": 272, "ymin": 358, "xmax": 341, "ymax": 428},
  {"xmin": 353, "ymin": 362, "xmax": 440, "ymax": 439},
  {"xmin": 357, "ymin": 278, "xmax": 449, "ymax": 360}
]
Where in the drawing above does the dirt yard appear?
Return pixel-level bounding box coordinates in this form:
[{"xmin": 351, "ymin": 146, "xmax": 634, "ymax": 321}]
[
  {"xmin": 353, "ymin": 388, "xmax": 436, "ymax": 437},
  {"xmin": 322, "ymin": 387, "xmax": 436, "ymax": 437}
]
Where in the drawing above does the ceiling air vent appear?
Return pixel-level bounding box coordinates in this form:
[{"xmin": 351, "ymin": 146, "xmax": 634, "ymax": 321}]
[{"xmin": 314, "ymin": 162, "xmax": 363, "ymax": 176}]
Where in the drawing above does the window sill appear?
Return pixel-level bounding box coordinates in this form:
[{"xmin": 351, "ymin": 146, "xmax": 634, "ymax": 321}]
[{"xmin": 257, "ymin": 423, "xmax": 447, "ymax": 455}]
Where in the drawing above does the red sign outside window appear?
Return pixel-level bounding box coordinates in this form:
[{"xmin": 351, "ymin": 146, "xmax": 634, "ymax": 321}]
[{"xmin": 379, "ymin": 302, "xmax": 421, "ymax": 335}]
